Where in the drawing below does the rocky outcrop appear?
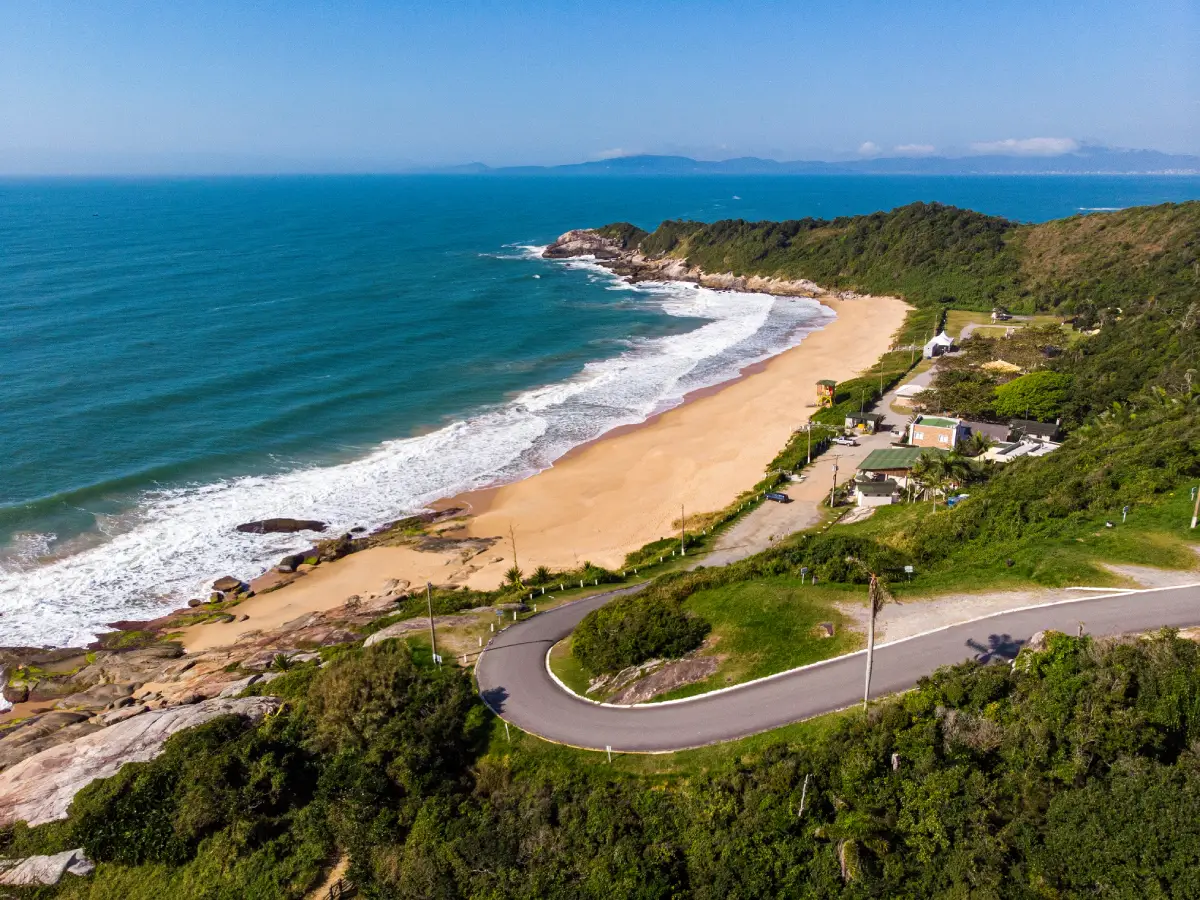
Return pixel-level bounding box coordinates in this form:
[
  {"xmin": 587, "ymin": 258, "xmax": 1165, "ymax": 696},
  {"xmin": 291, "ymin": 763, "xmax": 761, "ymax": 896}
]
[
  {"xmin": 542, "ymin": 229, "xmax": 829, "ymax": 298},
  {"xmin": 363, "ymin": 614, "xmax": 478, "ymax": 648},
  {"xmin": 212, "ymin": 576, "xmax": 248, "ymax": 593},
  {"xmin": 541, "ymin": 229, "xmax": 627, "ymax": 259},
  {"xmin": 0, "ymin": 848, "xmax": 93, "ymax": 886},
  {"xmin": 236, "ymin": 518, "xmax": 327, "ymax": 534},
  {"xmin": 607, "ymin": 656, "xmax": 720, "ymax": 704},
  {"xmin": 0, "ymin": 695, "xmax": 279, "ymax": 828}
]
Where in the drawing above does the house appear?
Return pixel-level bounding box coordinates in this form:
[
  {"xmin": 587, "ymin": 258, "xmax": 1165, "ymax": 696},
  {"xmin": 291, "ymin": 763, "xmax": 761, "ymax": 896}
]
[
  {"xmin": 908, "ymin": 415, "xmax": 968, "ymax": 449},
  {"xmin": 854, "ymin": 476, "xmax": 900, "ymax": 507},
  {"xmin": 845, "ymin": 412, "xmax": 885, "ymax": 434},
  {"xmin": 1009, "ymin": 418, "xmax": 1062, "ymax": 442},
  {"xmin": 985, "ymin": 438, "xmax": 1062, "ymax": 464},
  {"xmin": 857, "ymin": 446, "xmax": 947, "ymax": 489},
  {"xmin": 816, "ymin": 379, "xmax": 837, "ymax": 408},
  {"xmin": 893, "ymin": 382, "xmax": 927, "ymax": 406},
  {"xmin": 922, "ymin": 331, "xmax": 956, "ymax": 358}
]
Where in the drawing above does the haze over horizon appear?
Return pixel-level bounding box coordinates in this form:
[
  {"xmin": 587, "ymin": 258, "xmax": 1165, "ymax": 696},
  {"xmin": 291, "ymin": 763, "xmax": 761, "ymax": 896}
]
[{"xmin": 2, "ymin": 0, "xmax": 1198, "ymax": 175}]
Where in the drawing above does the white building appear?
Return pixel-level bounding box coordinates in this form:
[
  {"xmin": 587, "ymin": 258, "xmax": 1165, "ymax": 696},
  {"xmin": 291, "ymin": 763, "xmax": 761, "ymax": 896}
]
[{"xmin": 922, "ymin": 331, "xmax": 956, "ymax": 359}]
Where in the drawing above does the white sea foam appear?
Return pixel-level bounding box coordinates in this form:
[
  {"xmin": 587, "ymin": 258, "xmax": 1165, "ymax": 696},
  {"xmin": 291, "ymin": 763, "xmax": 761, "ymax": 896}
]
[{"xmin": 0, "ymin": 253, "xmax": 832, "ymax": 647}]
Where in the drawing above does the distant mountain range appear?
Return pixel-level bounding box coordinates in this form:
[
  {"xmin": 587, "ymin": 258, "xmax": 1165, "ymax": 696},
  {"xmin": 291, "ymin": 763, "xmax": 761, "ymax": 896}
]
[{"xmin": 429, "ymin": 148, "xmax": 1200, "ymax": 176}]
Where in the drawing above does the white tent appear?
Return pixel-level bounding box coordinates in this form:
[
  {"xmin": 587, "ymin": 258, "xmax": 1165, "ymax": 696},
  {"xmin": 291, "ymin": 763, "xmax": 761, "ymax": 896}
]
[{"xmin": 922, "ymin": 331, "xmax": 955, "ymax": 358}]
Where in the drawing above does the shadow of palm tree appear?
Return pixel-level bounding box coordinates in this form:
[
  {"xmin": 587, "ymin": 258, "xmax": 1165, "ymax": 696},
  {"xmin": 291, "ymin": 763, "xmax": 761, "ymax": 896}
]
[
  {"xmin": 967, "ymin": 633, "xmax": 1025, "ymax": 664},
  {"xmin": 480, "ymin": 685, "xmax": 509, "ymax": 714}
]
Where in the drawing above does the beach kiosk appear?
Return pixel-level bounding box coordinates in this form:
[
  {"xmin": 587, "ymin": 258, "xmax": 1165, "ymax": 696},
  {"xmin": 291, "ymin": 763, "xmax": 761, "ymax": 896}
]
[{"xmin": 816, "ymin": 379, "xmax": 837, "ymax": 408}]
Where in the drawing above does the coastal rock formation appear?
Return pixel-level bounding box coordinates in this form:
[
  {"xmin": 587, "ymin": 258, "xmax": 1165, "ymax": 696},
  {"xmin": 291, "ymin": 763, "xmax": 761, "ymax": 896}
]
[
  {"xmin": 542, "ymin": 229, "xmax": 827, "ymax": 298},
  {"xmin": 212, "ymin": 575, "xmax": 248, "ymax": 593},
  {"xmin": 541, "ymin": 229, "xmax": 626, "ymax": 259},
  {"xmin": 0, "ymin": 695, "xmax": 279, "ymax": 828},
  {"xmin": 236, "ymin": 518, "xmax": 328, "ymax": 534},
  {"xmin": 0, "ymin": 848, "xmax": 93, "ymax": 886}
]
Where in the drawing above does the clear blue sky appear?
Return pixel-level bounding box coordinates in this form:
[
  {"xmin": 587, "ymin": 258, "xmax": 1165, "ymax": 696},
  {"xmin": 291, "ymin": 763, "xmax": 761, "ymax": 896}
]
[{"xmin": 2, "ymin": 0, "xmax": 1197, "ymax": 173}]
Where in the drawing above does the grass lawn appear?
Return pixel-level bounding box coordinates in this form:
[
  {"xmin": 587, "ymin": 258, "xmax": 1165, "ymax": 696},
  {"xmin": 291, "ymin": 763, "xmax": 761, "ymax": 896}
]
[
  {"xmin": 650, "ymin": 577, "xmax": 865, "ymax": 702},
  {"xmin": 548, "ymin": 636, "xmax": 591, "ymax": 696},
  {"xmin": 835, "ymin": 490, "xmax": 1200, "ymax": 597}
]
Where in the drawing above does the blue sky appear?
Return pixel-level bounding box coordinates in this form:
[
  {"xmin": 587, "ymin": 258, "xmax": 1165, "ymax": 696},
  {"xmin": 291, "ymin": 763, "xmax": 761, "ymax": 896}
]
[{"xmin": 1, "ymin": 1, "xmax": 1197, "ymax": 173}]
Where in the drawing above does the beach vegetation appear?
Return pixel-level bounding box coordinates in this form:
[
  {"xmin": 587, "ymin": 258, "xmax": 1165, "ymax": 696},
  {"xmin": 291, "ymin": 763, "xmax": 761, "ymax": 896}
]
[
  {"xmin": 993, "ymin": 370, "xmax": 1073, "ymax": 420},
  {"xmin": 571, "ymin": 592, "xmax": 711, "ymax": 675},
  {"xmin": 19, "ymin": 628, "xmax": 1200, "ymax": 896},
  {"xmin": 503, "ymin": 565, "xmax": 523, "ymax": 586}
]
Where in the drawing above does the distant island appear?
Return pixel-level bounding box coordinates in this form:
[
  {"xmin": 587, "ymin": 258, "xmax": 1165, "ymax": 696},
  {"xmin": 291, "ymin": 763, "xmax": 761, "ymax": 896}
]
[{"xmin": 426, "ymin": 146, "xmax": 1200, "ymax": 176}]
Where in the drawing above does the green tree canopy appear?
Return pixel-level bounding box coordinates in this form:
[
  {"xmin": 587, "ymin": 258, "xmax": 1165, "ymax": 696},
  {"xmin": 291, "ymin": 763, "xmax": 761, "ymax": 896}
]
[{"xmin": 993, "ymin": 370, "xmax": 1073, "ymax": 420}]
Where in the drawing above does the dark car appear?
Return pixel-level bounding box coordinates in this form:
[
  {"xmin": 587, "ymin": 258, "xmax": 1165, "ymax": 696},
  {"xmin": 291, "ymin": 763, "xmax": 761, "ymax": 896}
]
[{"xmin": 765, "ymin": 491, "xmax": 792, "ymax": 503}]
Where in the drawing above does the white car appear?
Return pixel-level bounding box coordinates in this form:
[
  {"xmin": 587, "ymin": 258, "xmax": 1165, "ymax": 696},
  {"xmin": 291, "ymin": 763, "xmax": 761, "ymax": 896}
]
[{"xmin": 832, "ymin": 436, "xmax": 858, "ymax": 446}]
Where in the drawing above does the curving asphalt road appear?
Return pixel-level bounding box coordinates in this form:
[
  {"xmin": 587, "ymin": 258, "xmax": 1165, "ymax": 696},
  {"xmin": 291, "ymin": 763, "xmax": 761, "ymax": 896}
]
[{"xmin": 475, "ymin": 582, "xmax": 1200, "ymax": 752}]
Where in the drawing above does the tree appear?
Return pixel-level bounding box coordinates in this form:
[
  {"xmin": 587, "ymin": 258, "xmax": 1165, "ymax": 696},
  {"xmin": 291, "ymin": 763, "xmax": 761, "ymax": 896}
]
[
  {"xmin": 963, "ymin": 432, "xmax": 995, "ymax": 458},
  {"xmin": 846, "ymin": 557, "xmax": 894, "ymax": 709},
  {"xmin": 503, "ymin": 566, "xmax": 523, "ymax": 587},
  {"xmin": 993, "ymin": 371, "xmax": 1073, "ymax": 420}
]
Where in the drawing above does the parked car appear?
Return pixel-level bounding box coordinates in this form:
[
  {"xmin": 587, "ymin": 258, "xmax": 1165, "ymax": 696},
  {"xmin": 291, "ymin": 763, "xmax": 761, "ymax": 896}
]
[
  {"xmin": 765, "ymin": 491, "xmax": 792, "ymax": 503},
  {"xmin": 832, "ymin": 436, "xmax": 858, "ymax": 446}
]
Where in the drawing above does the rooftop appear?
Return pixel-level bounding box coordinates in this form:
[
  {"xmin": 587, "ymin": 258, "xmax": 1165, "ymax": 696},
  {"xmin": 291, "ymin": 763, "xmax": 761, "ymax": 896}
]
[
  {"xmin": 858, "ymin": 446, "xmax": 947, "ymax": 471},
  {"xmin": 913, "ymin": 415, "xmax": 961, "ymax": 429},
  {"xmin": 847, "ymin": 412, "xmax": 884, "ymax": 422},
  {"xmin": 817, "ymin": 379, "xmax": 837, "ymax": 387}
]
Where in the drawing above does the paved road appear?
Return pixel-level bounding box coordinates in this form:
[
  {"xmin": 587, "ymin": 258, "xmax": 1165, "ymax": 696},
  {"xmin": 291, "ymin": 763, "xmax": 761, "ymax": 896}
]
[{"xmin": 475, "ymin": 583, "xmax": 1200, "ymax": 752}]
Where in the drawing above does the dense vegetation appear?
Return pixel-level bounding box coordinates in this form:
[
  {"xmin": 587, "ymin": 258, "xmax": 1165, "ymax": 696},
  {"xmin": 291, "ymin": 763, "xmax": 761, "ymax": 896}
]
[
  {"xmin": 17, "ymin": 628, "xmax": 1200, "ymax": 897},
  {"xmin": 571, "ymin": 591, "xmax": 711, "ymax": 674}
]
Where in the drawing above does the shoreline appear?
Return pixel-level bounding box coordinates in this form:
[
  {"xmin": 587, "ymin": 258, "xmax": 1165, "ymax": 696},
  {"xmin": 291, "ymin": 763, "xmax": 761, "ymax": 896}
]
[
  {"xmin": 4, "ymin": 246, "xmax": 909, "ymax": 658},
  {"xmin": 178, "ymin": 283, "xmax": 908, "ymax": 652}
]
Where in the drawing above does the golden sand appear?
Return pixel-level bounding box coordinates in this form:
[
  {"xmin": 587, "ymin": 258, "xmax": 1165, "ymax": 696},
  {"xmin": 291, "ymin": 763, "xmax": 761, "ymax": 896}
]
[{"xmin": 178, "ymin": 294, "xmax": 910, "ymax": 652}]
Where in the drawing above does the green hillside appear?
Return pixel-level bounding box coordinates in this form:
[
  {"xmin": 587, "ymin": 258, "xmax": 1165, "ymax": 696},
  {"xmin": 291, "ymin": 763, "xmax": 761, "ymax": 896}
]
[{"xmin": 604, "ymin": 201, "xmax": 1200, "ymax": 418}]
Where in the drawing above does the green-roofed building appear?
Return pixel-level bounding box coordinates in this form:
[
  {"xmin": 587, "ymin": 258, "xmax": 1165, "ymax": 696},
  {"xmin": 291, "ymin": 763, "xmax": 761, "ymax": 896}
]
[{"xmin": 857, "ymin": 446, "xmax": 948, "ymax": 490}]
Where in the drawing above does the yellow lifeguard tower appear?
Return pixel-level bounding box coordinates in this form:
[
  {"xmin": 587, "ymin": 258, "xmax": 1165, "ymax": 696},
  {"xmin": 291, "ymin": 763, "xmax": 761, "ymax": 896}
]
[{"xmin": 816, "ymin": 379, "xmax": 836, "ymax": 408}]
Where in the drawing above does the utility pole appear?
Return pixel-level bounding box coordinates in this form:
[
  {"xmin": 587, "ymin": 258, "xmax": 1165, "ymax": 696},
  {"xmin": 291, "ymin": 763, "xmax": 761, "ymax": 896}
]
[
  {"xmin": 807, "ymin": 424, "xmax": 812, "ymax": 465},
  {"xmin": 1192, "ymin": 486, "xmax": 1200, "ymax": 529},
  {"xmin": 680, "ymin": 504, "xmax": 686, "ymax": 556},
  {"xmin": 829, "ymin": 455, "xmax": 841, "ymax": 508},
  {"xmin": 426, "ymin": 581, "xmax": 439, "ymax": 664}
]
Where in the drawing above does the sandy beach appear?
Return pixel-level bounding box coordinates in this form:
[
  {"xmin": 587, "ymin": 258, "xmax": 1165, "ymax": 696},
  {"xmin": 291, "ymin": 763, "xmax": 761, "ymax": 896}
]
[{"xmin": 180, "ymin": 292, "xmax": 909, "ymax": 652}]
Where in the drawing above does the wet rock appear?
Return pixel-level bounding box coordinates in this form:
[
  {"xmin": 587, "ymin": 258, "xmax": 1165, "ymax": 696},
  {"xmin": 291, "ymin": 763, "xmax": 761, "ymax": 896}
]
[
  {"xmin": 315, "ymin": 534, "xmax": 356, "ymax": 563},
  {"xmin": 2, "ymin": 684, "xmax": 28, "ymax": 705},
  {"xmin": 187, "ymin": 598, "xmax": 203, "ymax": 608},
  {"xmin": 0, "ymin": 848, "xmax": 93, "ymax": 886},
  {"xmin": 277, "ymin": 552, "xmax": 307, "ymax": 573},
  {"xmin": 0, "ymin": 695, "xmax": 280, "ymax": 828},
  {"xmin": 236, "ymin": 518, "xmax": 327, "ymax": 535},
  {"xmin": 212, "ymin": 576, "xmax": 246, "ymax": 593}
]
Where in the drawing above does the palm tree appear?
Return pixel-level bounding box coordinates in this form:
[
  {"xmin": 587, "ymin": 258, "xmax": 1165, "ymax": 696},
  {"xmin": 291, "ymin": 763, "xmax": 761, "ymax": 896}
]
[
  {"xmin": 963, "ymin": 431, "xmax": 995, "ymax": 458},
  {"xmin": 504, "ymin": 565, "xmax": 523, "ymax": 587},
  {"xmin": 845, "ymin": 557, "xmax": 894, "ymax": 710},
  {"xmin": 531, "ymin": 565, "xmax": 553, "ymax": 585}
]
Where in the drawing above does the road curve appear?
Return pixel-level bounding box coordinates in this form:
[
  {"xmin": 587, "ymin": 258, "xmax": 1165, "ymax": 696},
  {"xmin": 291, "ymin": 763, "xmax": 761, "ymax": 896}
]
[{"xmin": 475, "ymin": 582, "xmax": 1200, "ymax": 752}]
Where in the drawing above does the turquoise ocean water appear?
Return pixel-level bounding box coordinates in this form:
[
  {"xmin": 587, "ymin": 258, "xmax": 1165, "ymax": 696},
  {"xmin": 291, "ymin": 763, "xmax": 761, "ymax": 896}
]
[{"xmin": 2, "ymin": 175, "xmax": 1198, "ymax": 646}]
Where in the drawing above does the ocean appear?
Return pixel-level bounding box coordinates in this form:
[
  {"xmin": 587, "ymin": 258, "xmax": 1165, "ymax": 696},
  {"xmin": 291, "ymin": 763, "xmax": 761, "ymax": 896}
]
[{"xmin": 2, "ymin": 175, "xmax": 1198, "ymax": 647}]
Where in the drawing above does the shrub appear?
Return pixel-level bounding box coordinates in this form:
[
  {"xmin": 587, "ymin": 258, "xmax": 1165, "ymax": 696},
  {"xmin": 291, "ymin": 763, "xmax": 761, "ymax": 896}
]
[{"xmin": 571, "ymin": 594, "xmax": 710, "ymax": 674}]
